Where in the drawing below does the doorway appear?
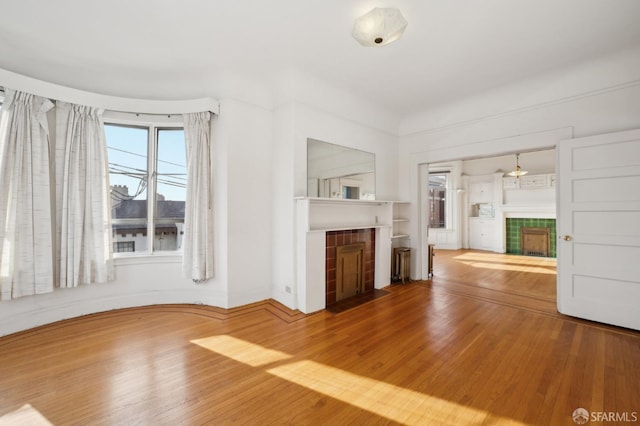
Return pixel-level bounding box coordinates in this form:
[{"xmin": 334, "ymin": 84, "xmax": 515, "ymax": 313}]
[{"xmin": 420, "ymin": 148, "xmax": 558, "ymax": 304}]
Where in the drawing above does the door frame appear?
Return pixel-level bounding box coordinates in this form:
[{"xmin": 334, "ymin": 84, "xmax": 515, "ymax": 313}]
[{"xmin": 411, "ymin": 128, "xmax": 571, "ymax": 280}]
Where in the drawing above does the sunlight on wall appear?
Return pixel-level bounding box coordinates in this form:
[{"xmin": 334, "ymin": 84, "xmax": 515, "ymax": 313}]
[
  {"xmin": 191, "ymin": 335, "xmax": 526, "ymax": 425},
  {"xmin": 0, "ymin": 404, "xmax": 53, "ymax": 425}
]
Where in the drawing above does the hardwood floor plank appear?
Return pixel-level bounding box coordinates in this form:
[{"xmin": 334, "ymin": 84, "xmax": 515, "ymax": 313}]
[{"xmin": 0, "ymin": 250, "xmax": 638, "ymax": 425}]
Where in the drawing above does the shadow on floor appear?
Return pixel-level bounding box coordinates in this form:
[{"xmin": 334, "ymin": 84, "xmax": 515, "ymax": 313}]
[{"xmin": 326, "ymin": 289, "xmax": 390, "ymax": 314}]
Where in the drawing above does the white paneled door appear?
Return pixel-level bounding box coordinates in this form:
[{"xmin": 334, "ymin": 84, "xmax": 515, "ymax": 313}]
[{"xmin": 557, "ymin": 129, "xmax": 640, "ymax": 330}]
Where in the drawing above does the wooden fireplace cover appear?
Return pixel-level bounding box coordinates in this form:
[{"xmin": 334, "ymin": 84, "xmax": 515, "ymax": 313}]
[
  {"xmin": 521, "ymin": 227, "xmax": 550, "ymax": 257},
  {"xmin": 336, "ymin": 242, "xmax": 365, "ymax": 301}
]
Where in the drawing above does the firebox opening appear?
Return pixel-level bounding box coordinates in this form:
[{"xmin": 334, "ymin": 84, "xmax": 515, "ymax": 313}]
[
  {"xmin": 325, "ymin": 229, "xmax": 376, "ymax": 307},
  {"xmin": 521, "ymin": 227, "xmax": 551, "ymax": 257}
]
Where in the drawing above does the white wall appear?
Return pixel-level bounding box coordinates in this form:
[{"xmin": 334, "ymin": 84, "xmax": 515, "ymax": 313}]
[
  {"xmin": 218, "ymin": 99, "xmax": 274, "ymax": 307},
  {"xmin": 271, "ymin": 103, "xmax": 297, "ymax": 307},
  {"xmin": 270, "ymin": 97, "xmax": 399, "ymax": 310},
  {"xmin": 399, "ymin": 47, "xmax": 640, "ymax": 279}
]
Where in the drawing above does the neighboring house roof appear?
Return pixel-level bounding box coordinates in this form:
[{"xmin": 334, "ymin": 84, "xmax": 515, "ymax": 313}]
[{"xmin": 112, "ymin": 199, "xmax": 185, "ymax": 220}]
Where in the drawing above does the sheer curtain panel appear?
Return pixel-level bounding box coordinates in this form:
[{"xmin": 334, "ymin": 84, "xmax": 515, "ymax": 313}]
[
  {"xmin": 183, "ymin": 112, "xmax": 214, "ymax": 281},
  {"xmin": 0, "ymin": 89, "xmax": 55, "ymax": 300},
  {"xmin": 56, "ymin": 102, "xmax": 113, "ymax": 287}
]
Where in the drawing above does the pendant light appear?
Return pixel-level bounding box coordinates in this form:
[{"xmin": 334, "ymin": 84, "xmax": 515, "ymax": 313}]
[{"xmin": 508, "ymin": 153, "xmax": 528, "ymax": 178}]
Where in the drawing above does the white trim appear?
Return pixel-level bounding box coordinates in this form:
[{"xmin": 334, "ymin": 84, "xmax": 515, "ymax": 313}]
[
  {"xmin": 0, "ymin": 68, "xmax": 219, "ymax": 115},
  {"xmin": 113, "ymin": 253, "xmax": 182, "ymax": 266},
  {"xmin": 400, "ymin": 79, "xmax": 640, "ymax": 137}
]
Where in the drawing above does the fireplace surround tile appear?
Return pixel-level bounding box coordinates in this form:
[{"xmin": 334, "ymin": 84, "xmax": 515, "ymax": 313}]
[
  {"xmin": 506, "ymin": 218, "xmax": 556, "ymax": 257},
  {"xmin": 326, "ymin": 228, "xmax": 376, "ymax": 306}
]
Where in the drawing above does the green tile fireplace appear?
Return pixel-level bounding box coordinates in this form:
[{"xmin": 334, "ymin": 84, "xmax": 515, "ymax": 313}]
[{"xmin": 506, "ymin": 218, "xmax": 556, "ymax": 258}]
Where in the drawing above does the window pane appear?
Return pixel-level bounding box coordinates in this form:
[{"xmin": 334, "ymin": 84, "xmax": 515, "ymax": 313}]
[
  {"xmin": 106, "ymin": 124, "xmax": 149, "ymax": 252},
  {"xmin": 429, "ymin": 174, "xmax": 447, "ymax": 229},
  {"xmin": 342, "ymin": 186, "xmax": 359, "ymax": 200},
  {"xmin": 155, "ymin": 129, "xmax": 186, "ymax": 251}
]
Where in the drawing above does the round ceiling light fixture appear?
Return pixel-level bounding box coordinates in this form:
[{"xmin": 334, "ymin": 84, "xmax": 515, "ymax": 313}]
[{"xmin": 352, "ymin": 7, "xmax": 408, "ymax": 47}]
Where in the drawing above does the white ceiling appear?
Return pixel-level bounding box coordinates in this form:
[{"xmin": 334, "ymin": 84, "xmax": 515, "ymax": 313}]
[{"xmin": 1, "ymin": 0, "xmax": 639, "ymax": 118}]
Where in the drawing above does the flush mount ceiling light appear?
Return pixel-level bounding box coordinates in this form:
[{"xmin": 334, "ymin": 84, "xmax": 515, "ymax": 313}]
[
  {"xmin": 508, "ymin": 153, "xmax": 528, "ymax": 178},
  {"xmin": 352, "ymin": 7, "xmax": 408, "ymax": 47}
]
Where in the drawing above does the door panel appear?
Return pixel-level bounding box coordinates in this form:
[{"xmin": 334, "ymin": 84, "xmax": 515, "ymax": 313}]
[
  {"xmin": 573, "ymin": 275, "xmax": 640, "ymax": 309},
  {"xmin": 573, "ymin": 211, "xmax": 640, "ymax": 238},
  {"xmin": 573, "ymin": 175, "xmax": 640, "ymax": 202},
  {"xmin": 557, "ymin": 128, "xmax": 640, "ymax": 330},
  {"xmin": 572, "ymin": 139, "xmax": 640, "ymax": 169},
  {"xmin": 573, "ymin": 244, "xmax": 639, "ymax": 280}
]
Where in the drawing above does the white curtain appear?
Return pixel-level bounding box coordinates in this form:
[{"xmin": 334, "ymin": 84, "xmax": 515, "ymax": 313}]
[
  {"xmin": 183, "ymin": 112, "xmax": 214, "ymax": 281},
  {"xmin": 0, "ymin": 89, "xmax": 55, "ymax": 300},
  {"xmin": 55, "ymin": 101, "xmax": 113, "ymax": 287}
]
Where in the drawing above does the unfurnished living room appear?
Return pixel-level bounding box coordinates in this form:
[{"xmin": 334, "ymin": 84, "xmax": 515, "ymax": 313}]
[{"xmin": 0, "ymin": 1, "xmax": 639, "ymax": 425}]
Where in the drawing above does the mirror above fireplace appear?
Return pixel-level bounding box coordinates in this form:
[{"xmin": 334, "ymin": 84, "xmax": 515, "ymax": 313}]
[{"xmin": 307, "ymin": 138, "xmax": 375, "ymax": 200}]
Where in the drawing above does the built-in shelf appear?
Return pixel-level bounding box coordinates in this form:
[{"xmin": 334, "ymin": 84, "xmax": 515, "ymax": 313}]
[
  {"xmin": 392, "ymin": 202, "xmax": 410, "ymax": 243},
  {"xmin": 391, "ymin": 234, "xmax": 410, "ymax": 239}
]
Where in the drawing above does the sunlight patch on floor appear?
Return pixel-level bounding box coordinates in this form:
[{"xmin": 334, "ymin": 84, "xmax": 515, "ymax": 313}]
[
  {"xmin": 453, "ymin": 252, "xmax": 556, "ymax": 274},
  {"xmin": 454, "ymin": 252, "xmax": 556, "ymax": 265},
  {"xmin": 191, "ymin": 335, "xmax": 292, "ymax": 367},
  {"xmin": 192, "ymin": 335, "xmax": 526, "ymax": 425},
  {"xmin": 0, "ymin": 404, "xmax": 53, "ymax": 426},
  {"xmin": 457, "ymin": 260, "xmax": 557, "ymax": 275},
  {"xmin": 268, "ymin": 360, "xmax": 515, "ymax": 425}
]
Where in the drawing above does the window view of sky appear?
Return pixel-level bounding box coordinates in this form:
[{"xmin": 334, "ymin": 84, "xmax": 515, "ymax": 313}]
[
  {"xmin": 105, "ymin": 124, "xmax": 186, "ymax": 202},
  {"xmin": 157, "ymin": 128, "xmax": 187, "ymax": 202}
]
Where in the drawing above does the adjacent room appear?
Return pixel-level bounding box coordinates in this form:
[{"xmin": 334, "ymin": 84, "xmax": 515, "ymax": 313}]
[{"xmin": 0, "ymin": 1, "xmax": 639, "ymax": 424}]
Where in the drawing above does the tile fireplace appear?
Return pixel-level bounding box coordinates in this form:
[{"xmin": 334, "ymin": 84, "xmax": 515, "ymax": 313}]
[
  {"xmin": 326, "ymin": 229, "xmax": 375, "ymax": 306},
  {"xmin": 506, "ymin": 218, "xmax": 556, "ymax": 257},
  {"xmin": 295, "ymin": 198, "xmax": 393, "ymax": 313}
]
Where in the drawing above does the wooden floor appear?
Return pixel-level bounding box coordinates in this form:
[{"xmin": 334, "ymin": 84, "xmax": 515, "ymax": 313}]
[{"xmin": 1, "ymin": 250, "xmax": 638, "ymax": 425}]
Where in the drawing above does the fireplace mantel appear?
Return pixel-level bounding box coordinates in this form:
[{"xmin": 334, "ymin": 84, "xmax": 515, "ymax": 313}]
[
  {"xmin": 499, "ymin": 204, "xmax": 556, "ymax": 218},
  {"xmin": 295, "ymin": 198, "xmax": 394, "ymax": 313},
  {"xmin": 296, "ymin": 197, "xmax": 394, "ymax": 231}
]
